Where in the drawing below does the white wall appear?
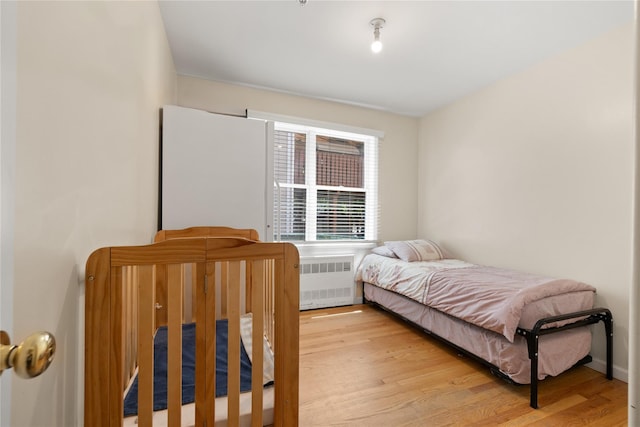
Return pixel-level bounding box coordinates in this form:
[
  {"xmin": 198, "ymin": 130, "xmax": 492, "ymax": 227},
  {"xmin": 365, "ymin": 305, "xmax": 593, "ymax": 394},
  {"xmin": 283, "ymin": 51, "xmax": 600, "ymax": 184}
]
[
  {"xmin": 13, "ymin": 2, "xmax": 176, "ymax": 425},
  {"xmin": 418, "ymin": 23, "xmax": 634, "ymax": 379},
  {"xmin": 629, "ymin": 1, "xmax": 639, "ymax": 422},
  {"xmin": 0, "ymin": 2, "xmax": 17, "ymax": 425},
  {"xmin": 177, "ymin": 76, "xmax": 420, "ymax": 244}
]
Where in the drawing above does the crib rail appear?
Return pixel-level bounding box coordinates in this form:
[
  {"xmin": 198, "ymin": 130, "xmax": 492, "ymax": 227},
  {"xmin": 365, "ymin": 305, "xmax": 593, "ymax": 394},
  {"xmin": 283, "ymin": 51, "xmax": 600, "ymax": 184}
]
[
  {"xmin": 153, "ymin": 227, "xmax": 261, "ymax": 330},
  {"xmin": 85, "ymin": 237, "xmax": 299, "ymax": 427}
]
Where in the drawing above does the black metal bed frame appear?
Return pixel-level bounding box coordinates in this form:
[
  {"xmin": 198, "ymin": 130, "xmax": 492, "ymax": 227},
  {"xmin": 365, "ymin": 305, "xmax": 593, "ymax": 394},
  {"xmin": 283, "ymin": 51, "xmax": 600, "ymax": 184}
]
[
  {"xmin": 515, "ymin": 307, "xmax": 613, "ymax": 408},
  {"xmin": 365, "ymin": 297, "xmax": 613, "ymax": 409}
]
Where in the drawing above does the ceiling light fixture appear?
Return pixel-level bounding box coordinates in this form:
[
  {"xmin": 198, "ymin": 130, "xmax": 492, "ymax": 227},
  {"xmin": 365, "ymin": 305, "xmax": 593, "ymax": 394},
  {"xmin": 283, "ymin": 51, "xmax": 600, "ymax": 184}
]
[{"xmin": 370, "ymin": 18, "xmax": 385, "ymax": 53}]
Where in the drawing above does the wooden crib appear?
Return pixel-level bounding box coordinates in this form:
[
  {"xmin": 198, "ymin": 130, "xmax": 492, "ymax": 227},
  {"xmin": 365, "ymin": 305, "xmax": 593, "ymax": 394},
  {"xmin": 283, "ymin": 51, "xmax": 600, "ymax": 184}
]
[{"xmin": 84, "ymin": 227, "xmax": 300, "ymax": 426}]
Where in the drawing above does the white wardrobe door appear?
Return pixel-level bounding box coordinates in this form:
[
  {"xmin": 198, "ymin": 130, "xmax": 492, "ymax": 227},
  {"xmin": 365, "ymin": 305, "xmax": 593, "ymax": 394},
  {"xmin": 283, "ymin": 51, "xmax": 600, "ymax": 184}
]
[{"xmin": 161, "ymin": 105, "xmax": 270, "ymax": 239}]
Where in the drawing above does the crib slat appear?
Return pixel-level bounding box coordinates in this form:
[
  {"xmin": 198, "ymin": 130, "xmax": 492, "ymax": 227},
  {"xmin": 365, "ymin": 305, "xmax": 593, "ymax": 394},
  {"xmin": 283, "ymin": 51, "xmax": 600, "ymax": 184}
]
[
  {"xmin": 123, "ymin": 267, "xmax": 135, "ymax": 393},
  {"xmin": 137, "ymin": 265, "xmax": 155, "ymax": 427},
  {"xmin": 167, "ymin": 263, "xmax": 184, "ymax": 426},
  {"xmin": 227, "ymin": 261, "xmax": 242, "ymax": 425},
  {"xmin": 155, "ymin": 264, "xmax": 168, "ymax": 328},
  {"xmin": 191, "ymin": 263, "xmax": 198, "ymax": 323},
  {"xmin": 266, "ymin": 259, "xmax": 274, "ymax": 351},
  {"xmin": 251, "ymin": 260, "xmax": 265, "ymax": 427},
  {"xmin": 220, "ymin": 262, "xmax": 228, "ymax": 318},
  {"xmin": 245, "ymin": 261, "xmax": 253, "ymax": 314},
  {"xmin": 128, "ymin": 267, "xmax": 139, "ymax": 381},
  {"xmin": 111, "ymin": 264, "xmax": 126, "ymax": 427},
  {"xmin": 197, "ymin": 261, "xmax": 214, "ymax": 427}
]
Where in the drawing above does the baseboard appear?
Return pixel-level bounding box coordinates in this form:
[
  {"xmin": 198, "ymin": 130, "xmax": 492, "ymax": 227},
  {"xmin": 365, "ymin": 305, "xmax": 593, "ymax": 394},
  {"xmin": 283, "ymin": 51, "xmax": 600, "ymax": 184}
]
[{"xmin": 587, "ymin": 357, "xmax": 628, "ymax": 383}]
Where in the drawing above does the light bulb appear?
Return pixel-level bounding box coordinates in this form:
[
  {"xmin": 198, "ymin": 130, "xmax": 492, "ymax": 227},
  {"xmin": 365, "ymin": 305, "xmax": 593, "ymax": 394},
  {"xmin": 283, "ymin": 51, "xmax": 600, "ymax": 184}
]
[
  {"xmin": 371, "ymin": 40, "xmax": 383, "ymax": 53},
  {"xmin": 369, "ymin": 18, "xmax": 385, "ymax": 54}
]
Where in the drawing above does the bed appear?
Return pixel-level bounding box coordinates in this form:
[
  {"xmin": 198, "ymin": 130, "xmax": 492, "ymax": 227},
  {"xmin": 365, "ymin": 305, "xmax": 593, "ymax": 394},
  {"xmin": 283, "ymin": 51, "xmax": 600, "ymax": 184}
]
[
  {"xmin": 357, "ymin": 239, "xmax": 613, "ymax": 409},
  {"xmin": 84, "ymin": 227, "xmax": 300, "ymax": 426}
]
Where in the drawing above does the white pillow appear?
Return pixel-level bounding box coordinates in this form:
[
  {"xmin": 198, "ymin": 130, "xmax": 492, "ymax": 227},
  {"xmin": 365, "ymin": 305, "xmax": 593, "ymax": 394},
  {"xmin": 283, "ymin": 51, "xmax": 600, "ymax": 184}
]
[
  {"xmin": 384, "ymin": 239, "xmax": 445, "ymax": 262},
  {"xmin": 370, "ymin": 245, "xmax": 398, "ymax": 258}
]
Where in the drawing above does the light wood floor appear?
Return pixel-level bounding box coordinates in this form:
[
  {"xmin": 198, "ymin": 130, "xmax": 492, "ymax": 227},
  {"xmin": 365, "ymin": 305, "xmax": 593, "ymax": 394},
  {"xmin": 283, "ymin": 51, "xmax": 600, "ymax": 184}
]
[{"xmin": 299, "ymin": 304, "xmax": 628, "ymax": 426}]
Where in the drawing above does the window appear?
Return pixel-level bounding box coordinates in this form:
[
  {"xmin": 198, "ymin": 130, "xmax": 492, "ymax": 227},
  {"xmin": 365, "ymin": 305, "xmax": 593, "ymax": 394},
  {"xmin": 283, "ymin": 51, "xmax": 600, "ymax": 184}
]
[{"xmin": 272, "ymin": 122, "xmax": 378, "ymax": 242}]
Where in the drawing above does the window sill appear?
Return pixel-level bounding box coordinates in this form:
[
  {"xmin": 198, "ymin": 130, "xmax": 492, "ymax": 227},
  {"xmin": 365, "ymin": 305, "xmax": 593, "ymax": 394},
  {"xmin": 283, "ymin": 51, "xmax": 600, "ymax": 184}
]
[
  {"xmin": 287, "ymin": 241, "xmax": 377, "ymax": 259},
  {"xmin": 289, "ymin": 241, "xmax": 377, "ymax": 249}
]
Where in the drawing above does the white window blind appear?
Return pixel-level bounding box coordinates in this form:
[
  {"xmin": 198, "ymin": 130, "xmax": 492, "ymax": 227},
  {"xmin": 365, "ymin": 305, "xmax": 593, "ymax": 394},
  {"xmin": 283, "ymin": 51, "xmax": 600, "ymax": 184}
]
[{"xmin": 271, "ymin": 121, "xmax": 379, "ymax": 242}]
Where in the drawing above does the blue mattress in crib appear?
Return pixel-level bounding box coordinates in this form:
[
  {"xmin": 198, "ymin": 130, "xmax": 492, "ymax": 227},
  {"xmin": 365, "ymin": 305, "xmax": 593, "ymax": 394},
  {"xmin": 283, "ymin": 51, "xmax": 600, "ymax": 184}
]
[{"xmin": 123, "ymin": 319, "xmax": 253, "ymax": 416}]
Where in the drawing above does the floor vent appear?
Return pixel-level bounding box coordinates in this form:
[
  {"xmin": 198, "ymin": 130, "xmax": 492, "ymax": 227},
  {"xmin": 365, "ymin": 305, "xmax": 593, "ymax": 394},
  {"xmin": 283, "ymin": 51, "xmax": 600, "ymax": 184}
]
[{"xmin": 299, "ymin": 255, "xmax": 354, "ymax": 310}]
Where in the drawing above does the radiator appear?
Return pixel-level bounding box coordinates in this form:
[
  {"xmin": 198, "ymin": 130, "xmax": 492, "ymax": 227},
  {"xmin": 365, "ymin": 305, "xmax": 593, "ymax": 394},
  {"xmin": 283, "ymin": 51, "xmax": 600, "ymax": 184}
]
[{"xmin": 299, "ymin": 255, "xmax": 354, "ymax": 310}]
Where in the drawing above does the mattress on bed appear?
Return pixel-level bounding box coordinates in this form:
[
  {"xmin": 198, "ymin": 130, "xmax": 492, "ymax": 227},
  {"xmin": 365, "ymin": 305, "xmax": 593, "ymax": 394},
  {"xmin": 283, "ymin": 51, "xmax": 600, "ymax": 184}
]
[
  {"xmin": 357, "ymin": 254, "xmax": 596, "ymax": 341},
  {"xmin": 364, "ymin": 283, "xmax": 592, "ymax": 384}
]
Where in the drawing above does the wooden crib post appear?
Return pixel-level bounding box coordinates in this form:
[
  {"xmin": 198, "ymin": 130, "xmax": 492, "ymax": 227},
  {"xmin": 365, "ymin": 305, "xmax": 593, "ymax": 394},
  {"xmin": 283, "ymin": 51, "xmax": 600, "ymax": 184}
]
[
  {"xmin": 85, "ymin": 247, "xmax": 113, "ymax": 426},
  {"xmin": 273, "ymin": 243, "xmax": 300, "ymax": 426}
]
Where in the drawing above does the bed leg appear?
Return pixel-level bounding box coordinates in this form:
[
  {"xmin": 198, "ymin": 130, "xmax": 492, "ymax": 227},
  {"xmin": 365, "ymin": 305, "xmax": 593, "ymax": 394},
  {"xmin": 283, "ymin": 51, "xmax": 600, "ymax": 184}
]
[
  {"xmin": 602, "ymin": 310, "xmax": 613, "ymax": 380},
  {"xmin": 529, "ymin": 335, "xmax": 539, "ymax": 409},
  {"xmin": 529, "ymin": 334, "xmax": 539, "ymax": 409}
]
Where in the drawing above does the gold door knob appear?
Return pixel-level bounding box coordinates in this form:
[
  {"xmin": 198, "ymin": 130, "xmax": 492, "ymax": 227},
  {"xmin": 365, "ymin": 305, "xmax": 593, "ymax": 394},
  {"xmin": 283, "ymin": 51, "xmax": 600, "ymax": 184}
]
[{"xmin": 0, "ymin": 330, "xmax": 56, "ymax": 378}]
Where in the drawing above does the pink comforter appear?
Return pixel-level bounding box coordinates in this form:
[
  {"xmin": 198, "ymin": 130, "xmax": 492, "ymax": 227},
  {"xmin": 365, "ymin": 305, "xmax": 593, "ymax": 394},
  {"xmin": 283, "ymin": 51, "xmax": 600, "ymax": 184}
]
[{"xmin": 358, "ymin": 255, "xmax": 596, "ymax": 342}]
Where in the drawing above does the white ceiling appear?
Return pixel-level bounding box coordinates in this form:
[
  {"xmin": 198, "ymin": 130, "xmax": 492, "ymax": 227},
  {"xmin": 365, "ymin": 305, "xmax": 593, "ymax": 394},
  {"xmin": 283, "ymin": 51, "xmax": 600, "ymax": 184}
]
[{"xmin": 158, "ymin": 0, "xmax": 634, "ymax": 117}]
